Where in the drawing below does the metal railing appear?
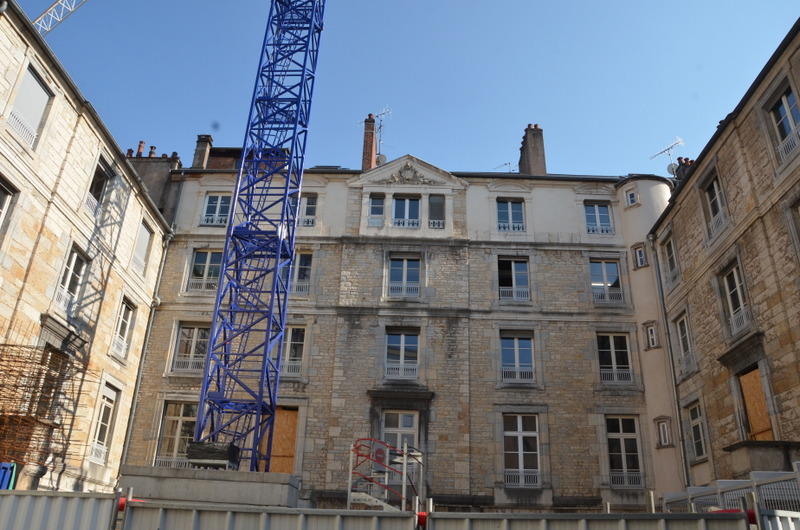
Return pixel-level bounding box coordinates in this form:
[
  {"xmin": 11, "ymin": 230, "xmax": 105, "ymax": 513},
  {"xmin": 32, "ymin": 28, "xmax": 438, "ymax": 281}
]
[
  {"xmin": 88, "ymin": 442, "xmax": 107, "ymax": 464},
  {"xmin": 292, "ymin": 281, "xmax": 310, "ymax": 295},
  {"xmin": 200, "ymin": 214, "xmax": 227, "ymax": 226},
  {"xmin": 111, "ymin": 334, "xmax": 128, "ymax": 358},
  {"xmin": 592, "ymin": 287, "xmax": 624, "ymax": 303},
  {"xmin": 610, "ymin": 471, "xmax": 645, "ymax": 489},
  {"xmin": 54, "ymin": 285, "xmax": 74, "ymax": 313},
  {"xmin": 587, "ymin": 224, "xmax": 614, "ymax": 235},
  {"xmin": 708, "ymin": 211, "xmax": 728, "ymax": 237},
  {"xmin": 281, "ymin": 360, "xmax": 302, "ymax": 376},
  {"xmin": 499, "ymin": 287, "xmax": 530, "ymax": 301},
  {"xmin": 393, "ymin": 218, "xmax": 420, "ymax": 228},
  {"xmin": 498, "ymin": 222, "xmax": 525, "ymax": 232},
  {"xmin": 504, "ymin": 469, "xmax": 541, "ymax": 488},
  {"xmin": 667, "ymin": 266, "xmax": 681, "ymax": 287},
  {"xmin": 777, "ymin": 127, "xmax": 800, "ymax": 163},
  {"xmin": 388, "ymin": 282, "xmax": 420, "ymax": 297},
  {"xmin": 600, "ymin": 368, "xmax": 634, "ymax": 384},
  {"xmin": 429, "ymin": 219, "xmax": 445, "ymax": 229},
  {"xmin": 153, "ymin": 456, "xmax": 192, "ymax": 469},
  {"xmin": 502, "ymin": 366, "xmax": 534, "ymax": 382},
  {"xmin": 300, "ymin": 217, "xmax": 316, "ymax": 227},
  {"xmin": 172, "ymin": 356, "xmax": 205, "ymax": 373},
  {"xmin": 7, "ymin": 107, "xmax": 37, "ymax": 147},
  {"xmin": 729, "ymin": 308, "xmax": 753, "ymax": 336},
  {"xmin": 385, "ymin": 361, "xmax": 417, "ymax": 380},
  {"xmin": 187, "ymin": 278, "xmax": 218, "ymax": 291}
]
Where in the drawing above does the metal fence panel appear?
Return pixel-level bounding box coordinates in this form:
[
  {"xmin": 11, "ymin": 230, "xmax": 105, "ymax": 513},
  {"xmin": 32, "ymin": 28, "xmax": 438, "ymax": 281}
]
[
  {"xmin": 0, "ymin": 490, "xmax": 117, "ymax": 530},
  {"xmin": 761, "ymin": 510, "xmax": 800, "ymax": 530},
  {"xmin": 425, "ymin": 513, "xmax": 749, "ymax": 530}
]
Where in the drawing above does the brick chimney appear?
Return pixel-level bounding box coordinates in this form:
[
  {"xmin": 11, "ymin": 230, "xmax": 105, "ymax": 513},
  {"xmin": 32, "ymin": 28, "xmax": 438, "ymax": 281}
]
[
  {"xmin": 518, "ymin": 124, "xmax": 547, "ymax": 175},
  {"xmin": 192, "ymin": 134, "xmax": 214, "ymax": 169},
  {"xmin": 362, "ymin": 114, "xmax": 377, "ymax": 172}
]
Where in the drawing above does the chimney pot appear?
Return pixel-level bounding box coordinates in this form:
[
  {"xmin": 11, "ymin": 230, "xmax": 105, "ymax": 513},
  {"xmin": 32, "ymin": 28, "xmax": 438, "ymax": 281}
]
[
  {"xmin": 518, "ymin": 123, "xmax": 547, "ymax": 175},
  {"xmin": 361, "ymin": 114, "xmax": 377, "ymax": 172},
  {"xmin": 136, "ymin": 141, "xmax": 145, "ymax": 157},
  {"xmin": 192, "ymin": 134, "xmax": 214, "ymax": 168}
]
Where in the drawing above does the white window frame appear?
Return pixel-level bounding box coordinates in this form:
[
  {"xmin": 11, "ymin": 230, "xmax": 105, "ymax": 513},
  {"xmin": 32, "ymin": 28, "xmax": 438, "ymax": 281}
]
[
  {"xmin": 173, "ymin": 324, "xmax": 209, "ymax": 372},
  {"xmin": 770, "ymin": 86, "xmax": 800, "ymax": 162},
  {"xmin": 56, "ymin": 247, "xmax": 88, "ymax": 313},
  {"xmin": 497, "ymin": 198, "xmax": 525, "ymax": 232},
  {"xmin": 299, "ymin": 193, "xmax": 317, "ymax": 227},
  {"xmin": 388, "ymin": 256, "xmax": 421, "ymax": 297},
  {"xmin": 285, "ymin": 253, "xmax": 312, "ymax": 295},
  {"xmin": 606, "ymin": 416, "xmax": 644, "ymax": 489},
  {"xmin": 500, "ymin": 334, "xmax": 534, "ymax": 382},
  {"xmin": 281, "ymin": 327, "xmax": 305, "ymax": 377},
  {"xmin": 597, "ymin": 333, "xmax": 633, "ymax": 384},
  {"xmin": 721, "ymin": 263, "xmax": 752, "ymax": 336},
  {"xmin": 664, "ymin": 238, "xmax": 680, "ymax": 286},
  {"xmin": 624, "ymin": 187, "xmax": 639, "ymax": 207},
  {"xmin": 631, "ymin": 244, "xmax": 647, "ymax": 269},
  {"xmin": 393, "ymin": 196, "xmax": 420, "ymax": 228},
  {"xmin": 498, "ymin": 257, "xmax": 530, "ymax": 301},
  {"xmin": 201, "ymin": 194, "xmax": 231, "ymax": 226},
  {"xmin": 503, "ymin": 414, "xmax": 540, "ymax": 488},
  {"xmin": 132, "ymin": 222, "xmax": 153, "ymax": 274},
  {"xmin": 89, "ymin": 383, "xmax": 119, "ymax": 464},
  {"xmin": 590, "ymin": 259, "xmax": 623, "ymax": 303},
  {"xmin": 655, "ymin": 417, "xmax": 672, "ymax": 448},
  {"xmin": 8, "ymin": 67, "xmax": 52, "ymax": 147},
  {"xmin": 381, "ymin": 410, "xmax": 420, "ymax": 484},
  {"xmin": 85, "ymin": 159, "xmax": 114, "ymax": 217},
  {"xmin": 368, "ymin": 193, "xmax": 385, "ymax": 227},
  {"xmin": 585, "ymin": 202, "xmax": 614, "ymax": 235},
  {"xmin": 0, "ymin": 178, "xmax": 16, "ymax": 231},
  {"xmin": 703, "ymin": 175, "xmax": 728, "ymax": 238},
  {"xmin": 643, "ymin": 321, "xmax": 659, "ymax": 349},
  {"xmin": 385, "ymin": 331, "xmax": 419, "ymax": 380},
  {"xmin": 154, "ymin": 402, "xmax": 197, "ymax": 469},
  {"xmin": 112, "ymin": 299, "xmax": 135, "ymax": 358},
  {"xmin": 188, "ymin": 250, "xmax": 222, "ymax": 291},
  {"xmin": 687, "ymin": 403, "xmax": 708, "ymax": 461}
]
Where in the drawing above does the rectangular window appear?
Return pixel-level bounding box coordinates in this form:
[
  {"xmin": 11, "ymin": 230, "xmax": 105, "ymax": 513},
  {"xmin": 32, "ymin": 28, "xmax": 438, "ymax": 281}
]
[
  {"xmin": 656, "ymin": 418, "xmax": 672, "ymax": 448},
  {"xmin": 382, "ymin": 410, "xmax": 418, "ymax": 450},
  {"xmin": 721, "ymin": 263, "xmax": 752, "ymax": 335},
  {"xmin": 497, "ymin": 199, "xmax": 525, "ymax": 231},
  {"xmin": 687, "ymin": 403, "xmax": 707, "ymax": 460},
  {"xmin": 704, "ymin": 175, "xmax": 728, "ymax": 237},
  {"xmin": 625, "ymin": 187, "xmax": 638, "ymax": 207},
  {"xmin": 0, "ymin": 178, "xmax": 17, "ymax": 231},
  {"xmin": 8, "ymin": 67, "xmax": 52, "ymax": 147},
  {"xmin": 173, "ymin": 324, "xmax": 209, "ymax": 372},
  {"xmin": 503, "ymin": 414, "xmax": 540, "ymax": 488},
  {"xmin": 664, "ymin": 238, "xmax": 680, "ymax": 286},
  {"xmin": 631, "ymin": 244, "xmax": 647, "ymax": 269},
  {"xmin": 85, "ymin": 159, "xmax": 114, "ymax": 217},
  {"xmin": 132, "ymin": 222, "xmax": 153, "ymax": 274},
  {"xmin": 770, "ymin": 87, "xmax": 800, "ymax": 162},
  {"xmin": 111, "ymin": 298, "xmax": 135, "ymax": 358},
  {"xmin": 597, "ymin": 334, "xmax": 632, "ymax": 383},
  {"xmin": 498, "ymin": 258, "xmax": 530, "ymax": 301},
  {"xmin": 90, "ymin": 383, "xmax": 119, "ymax": 464},
  {"xmin": 388, "ymin": 256, "xmax": 421, "ymax": 297},
  {"xmin": 300, "ymin": 193, "xmax": 317, "ymax": 227},
  {"xmin": 188, "ymin": 250, "xmax": 222, "ymax": 291},
  {"xmin": 590, "ymin": 259, "xmax": 623, "ymax": 303},
  {"xmin": 644, "ymin": 322, "xmax": 659, "ymax": 349},
  {"xmin": 606, "ymin": 416, "xmax": 643, "ymax": 489},
  {"xmin": 429, "ymin": 194, "xmax": 445, "ymax": 229},
  {"xmin": 585, "ymin": 202, "xmax": 614, "ymax": 234},
  {"xmin": 368, "ymin": 194, "xmax": 385, "ymax": 227},
  {"xmin": 154, "ymin": 402, "xmax": 197, "ymax": 468},
  {"xmin": 201, "ymin": 194, "xmax": 231, "ymax": 226},
  {"xmin": 385, "ymin": 331, "xmax": 418, "ymax": 380},
  {"xmin": 675, "ymin": 314, "xmax": 695, "ymax": 376},
  {"xmin": 393, "ymin": 196, "xmax": 420, "ymax": 228},
  {"xmin": 55, "ymin": 247, "xmax": 88, "ymax": 313},
  {"xmin": 281, "ymin": 327, "xmax": 305, "ymax": 376},
  {"xmin": 288, "ymin": 253, "xmax": 312, "ymax": 295},
  {"xmin": 501, "ymin": 334, "xmax": 534, "ymax": 382}
]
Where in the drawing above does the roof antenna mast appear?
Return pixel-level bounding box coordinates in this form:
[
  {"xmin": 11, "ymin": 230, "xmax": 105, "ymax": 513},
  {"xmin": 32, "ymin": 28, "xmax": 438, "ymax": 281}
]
[{"xmin": 650, "ymin": 136, "xmax": 684, "ymax": 176}]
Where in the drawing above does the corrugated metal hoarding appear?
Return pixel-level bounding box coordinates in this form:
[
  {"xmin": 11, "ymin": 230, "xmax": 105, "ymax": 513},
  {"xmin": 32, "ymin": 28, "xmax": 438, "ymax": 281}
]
[{"xmin": 0, "ymin": 490, "xmax": 117, "ymax": 530}]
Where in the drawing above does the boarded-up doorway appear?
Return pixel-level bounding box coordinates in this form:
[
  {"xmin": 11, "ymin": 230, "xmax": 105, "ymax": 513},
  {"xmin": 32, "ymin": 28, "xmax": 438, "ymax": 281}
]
[
  {"xmin": 739, "ymin": 368, "xmax": 773, "ymax": 441},
  {"xmin": 269, "ymin": 407, "xmax": 298, "ymax": 473}
]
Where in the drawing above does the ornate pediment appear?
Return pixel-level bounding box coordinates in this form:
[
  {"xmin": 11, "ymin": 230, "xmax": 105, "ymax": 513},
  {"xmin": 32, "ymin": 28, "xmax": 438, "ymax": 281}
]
[
  {"xmin": 373, "ymin": 161, "xmax": 444, "ymax": 186},
  {"xmin": 574, "ymin": 183, "xmax": 615, "ymax": 195}
]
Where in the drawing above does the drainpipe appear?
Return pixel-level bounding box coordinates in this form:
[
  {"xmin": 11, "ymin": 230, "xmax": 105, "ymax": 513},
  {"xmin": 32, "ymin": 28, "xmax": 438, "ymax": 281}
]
[
  {"xmin": 120, "ymin": 230, "xmax": 173, "ymax": 469},
  {"xmin": 648, "ymin": 233, "xmax": 691, "ymax": 488}
]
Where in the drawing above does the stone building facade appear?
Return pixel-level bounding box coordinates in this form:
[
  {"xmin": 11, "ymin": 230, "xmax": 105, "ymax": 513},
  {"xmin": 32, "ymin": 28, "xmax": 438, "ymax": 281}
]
[
  {"xmin": 125, "ymin": 118, "xmax": 683, "ymax": 510},
  {"xmin": 650, "ymin": 18, "xmax": 800, "ymax": 486},
  {"xmin": 0, "ymin": 1, "xmax": 170, "ymax": 492}
]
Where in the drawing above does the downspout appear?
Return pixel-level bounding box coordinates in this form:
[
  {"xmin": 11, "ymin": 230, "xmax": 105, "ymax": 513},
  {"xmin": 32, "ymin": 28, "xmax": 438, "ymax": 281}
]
[
  {"xmin": 120, "ymin": 230, "xmax": 172, "ymax": 467},
  {"xmin": 648, "ymin": 233, "xmax": 691, "ymax": 488}
]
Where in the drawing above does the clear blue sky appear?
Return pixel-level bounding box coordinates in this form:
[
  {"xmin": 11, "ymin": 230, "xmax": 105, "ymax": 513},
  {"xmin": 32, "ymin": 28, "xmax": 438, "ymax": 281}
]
[{"xmin": 21, "ymin": 1, "xmax": 799, "ymax": 176}]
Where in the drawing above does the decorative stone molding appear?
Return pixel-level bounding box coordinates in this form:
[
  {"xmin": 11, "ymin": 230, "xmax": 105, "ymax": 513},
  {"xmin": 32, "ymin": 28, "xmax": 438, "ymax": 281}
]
[{"xmin": 376, "ymin": 162, "xmax": 442, "ymax": 186}]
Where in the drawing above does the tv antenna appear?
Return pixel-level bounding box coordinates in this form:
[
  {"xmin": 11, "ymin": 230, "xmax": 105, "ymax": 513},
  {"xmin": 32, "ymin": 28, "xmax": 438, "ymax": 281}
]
[
  {"xmin": 374, "ymin": 106, "xmax": 391, "ymax": 157},
  {"xmin": 650, "ymin": 136, "xmax": 684, "ymax": 175},
  {"xmin": 493, "ymin": 162, "xmax": 515, "ymax": 172}
]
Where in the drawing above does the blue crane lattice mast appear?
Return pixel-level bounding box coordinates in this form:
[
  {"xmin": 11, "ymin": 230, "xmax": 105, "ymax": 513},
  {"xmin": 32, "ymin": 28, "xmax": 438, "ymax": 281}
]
[{"xmin": 194, "ymin": 0, "xmax": 325, "ymax": 472}]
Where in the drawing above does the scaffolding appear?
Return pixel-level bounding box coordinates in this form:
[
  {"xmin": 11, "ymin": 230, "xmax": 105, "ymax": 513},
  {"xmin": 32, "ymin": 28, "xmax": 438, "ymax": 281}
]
[{"xmin": 0, "ymin": 324, "xmax": 92, "ymax": 477}]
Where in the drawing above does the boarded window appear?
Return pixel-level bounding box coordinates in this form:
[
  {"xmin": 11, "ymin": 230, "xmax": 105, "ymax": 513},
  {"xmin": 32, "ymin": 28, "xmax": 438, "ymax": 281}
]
[{"xmin": 739, "ymin": 368, "xmax": 773, "ymax": 441}]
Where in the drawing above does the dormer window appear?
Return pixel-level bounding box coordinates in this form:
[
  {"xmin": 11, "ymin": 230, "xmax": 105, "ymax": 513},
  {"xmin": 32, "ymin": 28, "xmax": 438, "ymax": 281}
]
[{"xmin": 393, "ymin": 196, "xmax": 420, "ymax": 228}]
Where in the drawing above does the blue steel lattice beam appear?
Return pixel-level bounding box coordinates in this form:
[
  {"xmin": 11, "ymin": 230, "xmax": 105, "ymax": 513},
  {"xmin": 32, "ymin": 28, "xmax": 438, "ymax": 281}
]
[{"xmin": 194, "ymin": 0, "xmax": 325, "ymax": 472}]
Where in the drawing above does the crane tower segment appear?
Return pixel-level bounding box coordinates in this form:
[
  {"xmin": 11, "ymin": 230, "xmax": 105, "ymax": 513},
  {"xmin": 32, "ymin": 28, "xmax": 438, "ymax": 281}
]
[
  {"xmin": 194, "ymin": 0, "xmax": 326, "ymax": 472},
  {"xmin": 33, "ymin": 0, "xmax": 89, "ymax": 35}
]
